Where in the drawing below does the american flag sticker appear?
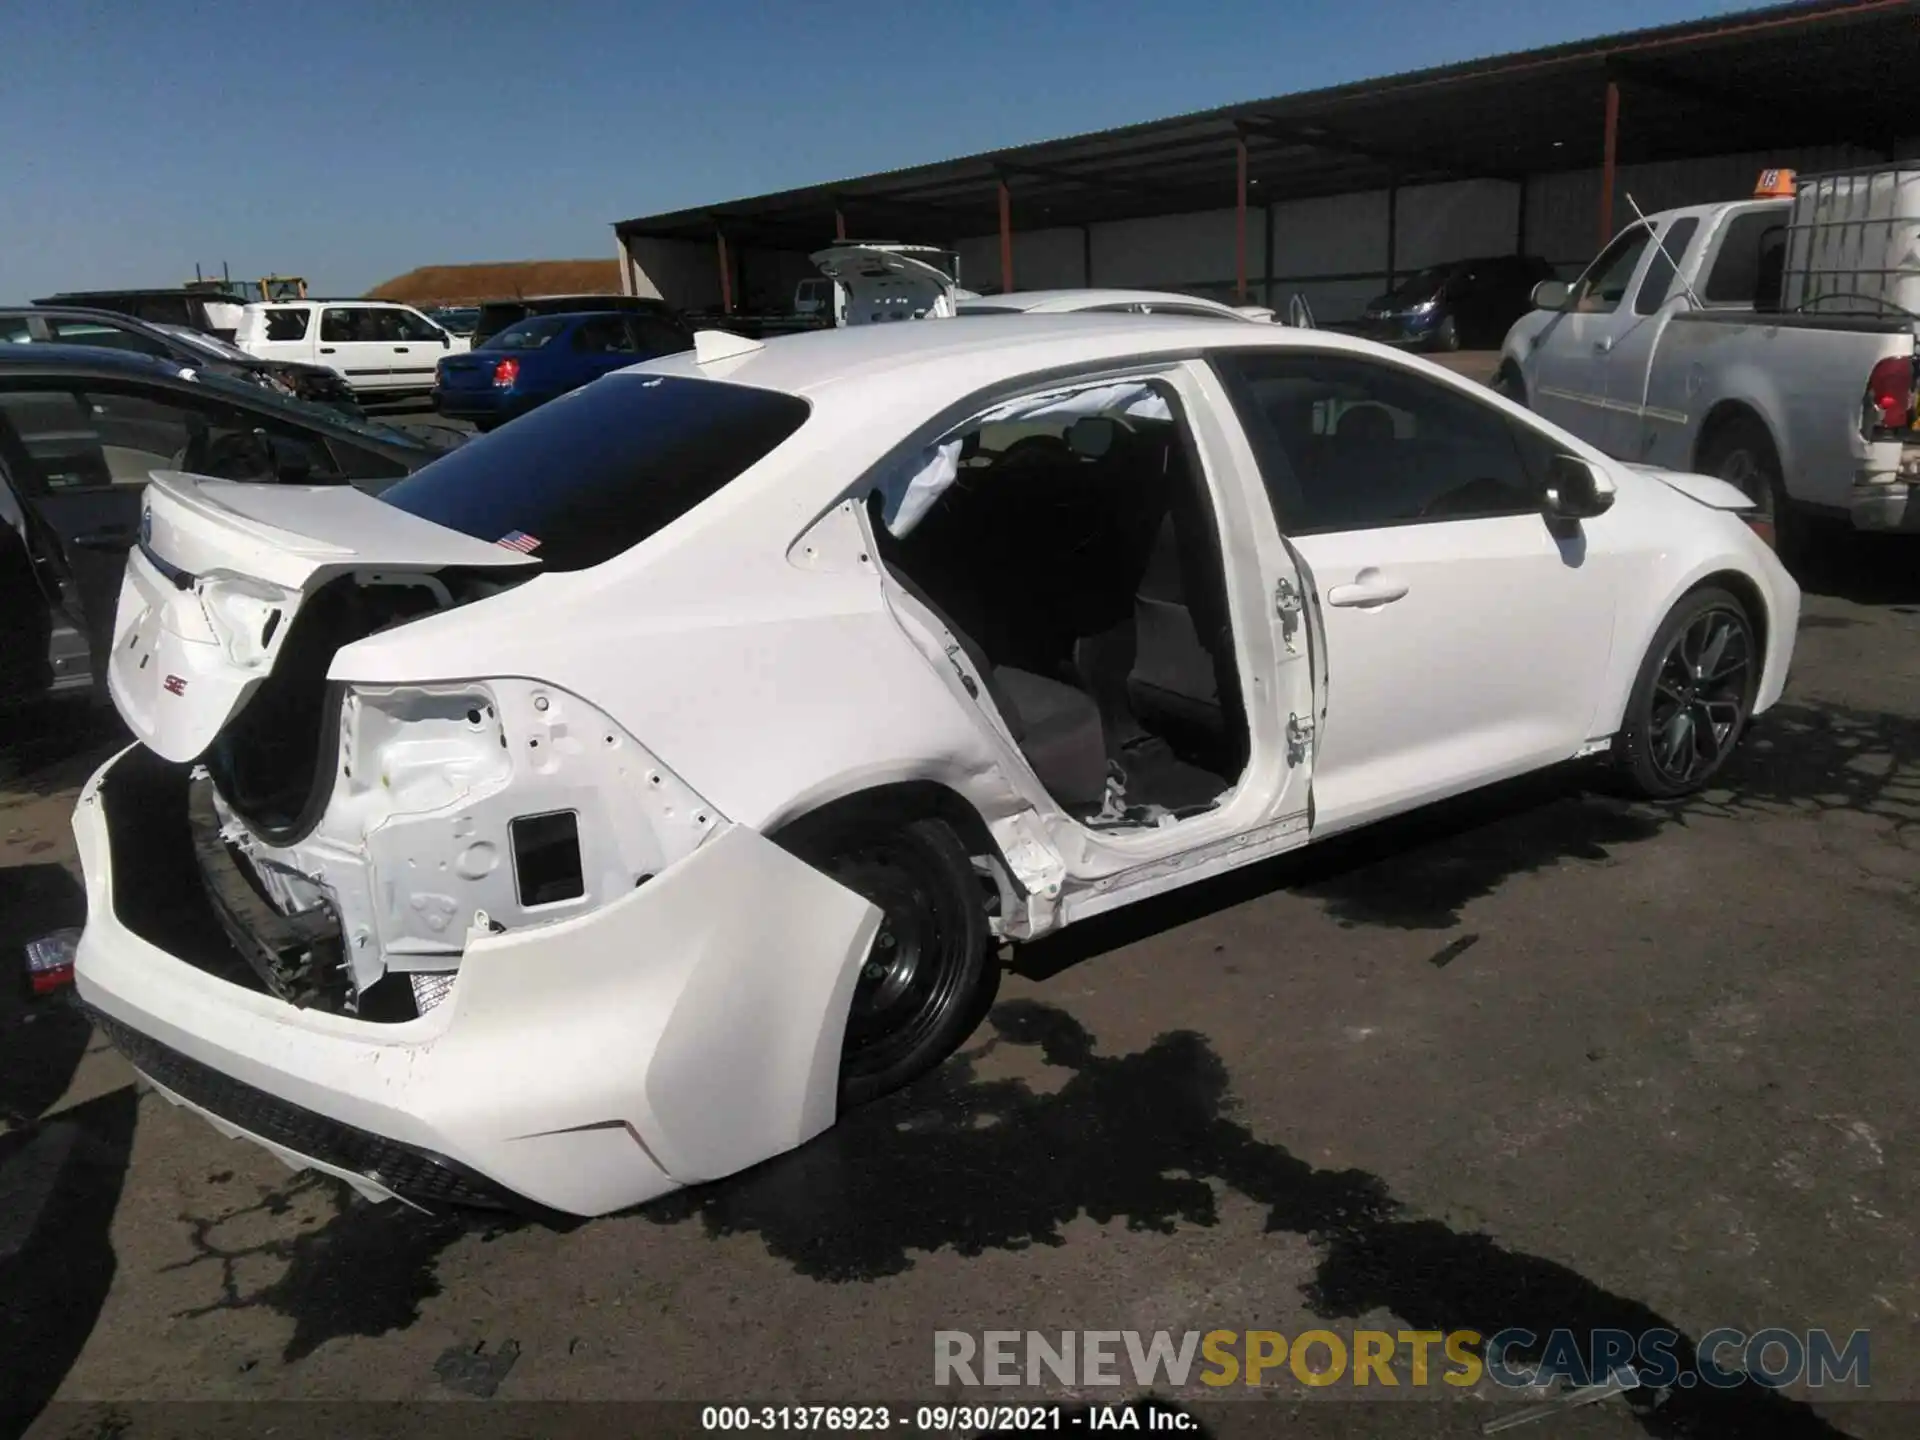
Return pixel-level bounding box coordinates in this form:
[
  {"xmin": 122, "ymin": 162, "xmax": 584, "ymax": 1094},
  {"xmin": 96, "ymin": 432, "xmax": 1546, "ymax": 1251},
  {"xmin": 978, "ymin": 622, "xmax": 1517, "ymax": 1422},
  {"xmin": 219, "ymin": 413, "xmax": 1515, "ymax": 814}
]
[{"xmin": 496, "ymin": 530, "xmax": 541, "ymax": 554}]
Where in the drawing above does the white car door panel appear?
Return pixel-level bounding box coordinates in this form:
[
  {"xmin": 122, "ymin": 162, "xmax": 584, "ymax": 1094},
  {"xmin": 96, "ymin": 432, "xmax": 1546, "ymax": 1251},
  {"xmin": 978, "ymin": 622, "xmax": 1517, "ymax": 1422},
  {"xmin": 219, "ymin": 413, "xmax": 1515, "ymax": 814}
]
[
  {"xmin": 1290, "ymin": 516, "xmax": 1615, "ymax": 833},
  {"xmin": 1214, "ymin": 348, "xmax": 1619, "ymax": 837}
]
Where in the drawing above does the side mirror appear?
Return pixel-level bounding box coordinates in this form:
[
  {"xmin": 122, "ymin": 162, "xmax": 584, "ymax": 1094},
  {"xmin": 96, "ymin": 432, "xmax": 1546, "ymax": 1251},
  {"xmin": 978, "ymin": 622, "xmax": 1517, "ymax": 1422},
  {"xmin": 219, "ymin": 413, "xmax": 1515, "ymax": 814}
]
[
  {"xmin": 1542, "ymin": 453, "xmax": 1615, "ymax": 524},
  {"xmin": 1531, "ymin": 279, "xmax": 1570, "ymax": 311},
  {"xmin": 439, "ymin": 331, "xmax": 451, "ymax": 348}
]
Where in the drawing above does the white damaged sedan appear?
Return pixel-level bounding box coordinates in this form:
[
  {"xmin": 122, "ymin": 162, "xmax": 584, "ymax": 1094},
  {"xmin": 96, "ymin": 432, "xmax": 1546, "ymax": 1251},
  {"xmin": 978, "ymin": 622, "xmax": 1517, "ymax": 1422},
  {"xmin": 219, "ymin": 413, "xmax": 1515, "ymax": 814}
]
[{"xmin": 74, "ymin": 316, "xmax": 1798, "ymax": 1216}]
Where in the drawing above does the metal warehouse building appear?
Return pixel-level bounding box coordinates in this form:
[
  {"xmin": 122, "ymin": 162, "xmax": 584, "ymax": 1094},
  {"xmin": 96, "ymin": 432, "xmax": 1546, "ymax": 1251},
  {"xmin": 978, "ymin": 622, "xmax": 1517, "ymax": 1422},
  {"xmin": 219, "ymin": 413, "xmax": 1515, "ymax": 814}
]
[{"xmin": 615, "ymin": 0, "xmax": 1920, "ymax": 324}]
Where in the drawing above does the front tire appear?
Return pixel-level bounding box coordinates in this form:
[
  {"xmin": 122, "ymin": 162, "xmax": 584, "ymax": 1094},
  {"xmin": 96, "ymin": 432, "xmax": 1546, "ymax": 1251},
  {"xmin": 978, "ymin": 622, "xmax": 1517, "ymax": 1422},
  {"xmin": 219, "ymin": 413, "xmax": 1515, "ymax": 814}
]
[
  {"xmin": 1613, "ymin": 587, "xmax": 1759, "ymax": 799},
  {"xmin": 1493, "ymin": 360, "xmax": 1528, "ymax": 408},
  {"xmin": 1432, "ymin": 313, "xmax": 1461, "ymax": 352},
  {"xmin": 801, "ymin": 817, "xmax": 993, "ymax": 1107}
]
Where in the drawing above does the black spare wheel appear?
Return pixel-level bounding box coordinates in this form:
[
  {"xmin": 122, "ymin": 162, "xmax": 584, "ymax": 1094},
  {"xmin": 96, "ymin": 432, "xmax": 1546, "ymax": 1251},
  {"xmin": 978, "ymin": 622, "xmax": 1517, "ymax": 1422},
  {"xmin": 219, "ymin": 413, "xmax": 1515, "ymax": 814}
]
[
  {"xmin": 1614, "ymin": 586, "xmax": 1758, "ymax": 799},
  {"xmin": 803, "ymin": 817, "xmax": 991, "ymax": 1106}
]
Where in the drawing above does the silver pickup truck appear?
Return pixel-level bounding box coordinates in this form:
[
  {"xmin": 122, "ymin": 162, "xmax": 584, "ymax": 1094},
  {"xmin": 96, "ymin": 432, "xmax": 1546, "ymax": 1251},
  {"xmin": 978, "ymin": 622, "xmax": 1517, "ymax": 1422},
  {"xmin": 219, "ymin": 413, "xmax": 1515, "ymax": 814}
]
[{"xmin": 1498, "ymin": 186, "xmax": 1920, "ymax": 562}]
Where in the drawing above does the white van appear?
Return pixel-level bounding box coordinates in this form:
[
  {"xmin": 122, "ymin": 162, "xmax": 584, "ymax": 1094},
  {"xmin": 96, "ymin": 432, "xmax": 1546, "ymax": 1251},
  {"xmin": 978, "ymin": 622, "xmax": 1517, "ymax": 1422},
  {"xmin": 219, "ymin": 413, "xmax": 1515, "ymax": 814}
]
[{"xmin": 234, "ymin": 300, "xmax": 469, "ymax": 398}]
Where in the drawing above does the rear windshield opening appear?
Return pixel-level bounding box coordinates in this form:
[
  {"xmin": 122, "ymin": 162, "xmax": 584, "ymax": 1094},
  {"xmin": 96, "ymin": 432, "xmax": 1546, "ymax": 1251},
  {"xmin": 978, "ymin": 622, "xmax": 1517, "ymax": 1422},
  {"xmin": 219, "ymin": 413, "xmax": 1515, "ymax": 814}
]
[
  {"xmin": 376, "ymin": 374, "xmax": 809, "ymax": 572},
  {"xmin": 484, "ymin": 316, "xmax": 570, "ymax": 350}
]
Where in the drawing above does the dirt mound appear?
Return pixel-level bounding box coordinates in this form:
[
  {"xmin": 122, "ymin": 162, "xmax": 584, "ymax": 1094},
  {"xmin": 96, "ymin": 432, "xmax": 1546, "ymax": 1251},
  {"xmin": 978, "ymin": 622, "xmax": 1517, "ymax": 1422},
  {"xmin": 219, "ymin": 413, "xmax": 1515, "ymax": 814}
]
[{"xmin": 367, "ymin": 259, "xmax": 622, "ymax": 305}]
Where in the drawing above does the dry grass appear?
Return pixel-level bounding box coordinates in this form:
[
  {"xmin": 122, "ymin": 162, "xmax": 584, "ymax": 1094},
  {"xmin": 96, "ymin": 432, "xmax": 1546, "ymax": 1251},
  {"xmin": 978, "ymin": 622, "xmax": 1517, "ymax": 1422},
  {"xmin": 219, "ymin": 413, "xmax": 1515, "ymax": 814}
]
[{"xmin": 366, "ymin": 259, "xmax": 622, "ymax": 304}]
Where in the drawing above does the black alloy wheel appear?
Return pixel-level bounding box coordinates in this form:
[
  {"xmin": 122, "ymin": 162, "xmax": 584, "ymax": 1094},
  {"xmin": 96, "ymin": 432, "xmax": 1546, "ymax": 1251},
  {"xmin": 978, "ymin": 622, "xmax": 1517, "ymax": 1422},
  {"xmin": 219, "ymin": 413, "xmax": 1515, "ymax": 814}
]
[{"xmin": 1615, "ymin": 587, "xmax": 1758, "ymax": 798}]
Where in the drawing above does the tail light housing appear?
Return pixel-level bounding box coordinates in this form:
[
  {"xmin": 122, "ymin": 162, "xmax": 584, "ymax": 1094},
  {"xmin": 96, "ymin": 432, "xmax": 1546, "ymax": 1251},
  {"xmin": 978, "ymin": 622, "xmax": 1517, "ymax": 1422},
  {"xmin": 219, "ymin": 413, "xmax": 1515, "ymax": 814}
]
[
  {"xmin": 1863, "ymin": 356, "xmax": 1916, "ymax": 436},
  {"xmin": 492, "ymin": 357, "xmax": 520, "ymax": 389}
]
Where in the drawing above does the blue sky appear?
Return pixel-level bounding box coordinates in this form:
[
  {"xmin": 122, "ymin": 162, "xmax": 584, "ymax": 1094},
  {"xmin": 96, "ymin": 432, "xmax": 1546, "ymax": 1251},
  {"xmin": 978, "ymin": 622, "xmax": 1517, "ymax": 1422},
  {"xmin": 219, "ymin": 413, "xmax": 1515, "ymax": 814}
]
[{"xmin": 0, "ymin": 0, "xmax": 1750, "ymax": 299}]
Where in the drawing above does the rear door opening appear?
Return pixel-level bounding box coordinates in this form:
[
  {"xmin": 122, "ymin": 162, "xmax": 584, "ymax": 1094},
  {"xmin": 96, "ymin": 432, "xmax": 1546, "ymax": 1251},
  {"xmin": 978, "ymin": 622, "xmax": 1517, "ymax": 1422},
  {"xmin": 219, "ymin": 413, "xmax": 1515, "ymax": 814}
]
[{"xmin": 865, "ymin": 377, "xmax": 1251, "ymax": 831}]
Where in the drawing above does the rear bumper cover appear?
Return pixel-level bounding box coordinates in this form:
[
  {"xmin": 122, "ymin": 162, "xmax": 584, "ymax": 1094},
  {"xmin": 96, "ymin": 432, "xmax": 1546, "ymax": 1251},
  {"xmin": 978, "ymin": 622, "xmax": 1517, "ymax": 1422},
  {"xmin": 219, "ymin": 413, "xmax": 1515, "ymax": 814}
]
[
  {"xmin": 73, "ymin": 746, "xmax": 880, "ymax": 1216},
  {"xmin": 1849, "ymin": 448, "xmax": 1920, "ymax": 531}
]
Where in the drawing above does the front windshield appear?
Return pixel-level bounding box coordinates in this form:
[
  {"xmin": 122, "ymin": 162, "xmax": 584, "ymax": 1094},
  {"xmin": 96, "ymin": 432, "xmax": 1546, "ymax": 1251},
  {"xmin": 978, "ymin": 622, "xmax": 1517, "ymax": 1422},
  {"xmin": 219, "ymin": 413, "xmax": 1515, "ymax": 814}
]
[
  {"xmin": 1380, "ymin": 264, "xmax": 1457, "ymax": 306},
  {"xmin": 187, "ymin": 368, "xmax": 442, "ymax": 452},
  {"xmin": 158, "ymin": 324, "xmax": 251, "ymax": 362}
]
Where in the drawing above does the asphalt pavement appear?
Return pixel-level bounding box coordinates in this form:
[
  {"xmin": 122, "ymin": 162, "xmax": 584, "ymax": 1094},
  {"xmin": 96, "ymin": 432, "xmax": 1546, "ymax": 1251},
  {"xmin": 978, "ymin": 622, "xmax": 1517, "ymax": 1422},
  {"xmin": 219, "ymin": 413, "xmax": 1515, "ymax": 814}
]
[{"xmin": 2, "ymin": 407, "xmax": 1916, "ymax": 1438}]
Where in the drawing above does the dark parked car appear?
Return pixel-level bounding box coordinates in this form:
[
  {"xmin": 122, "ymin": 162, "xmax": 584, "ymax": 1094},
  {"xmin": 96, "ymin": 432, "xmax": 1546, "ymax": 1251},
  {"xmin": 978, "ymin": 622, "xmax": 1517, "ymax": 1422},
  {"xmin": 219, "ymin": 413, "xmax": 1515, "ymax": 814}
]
[
  {"xmin": 1356, "ymin": 254, "xmax": 1558, "ymax": 351},
  {"xmin": 434, "ymin": 310, "xmax": 693, "ymax": 429},
  {"xmin": 426, "ymin": 305, "xmax": 481, "ymax": 337},
  {"xmin": 4, "ymin": 306, "xmax": 361, "ymax": 414},
  {"xmin": 0, "ymin": 346, "xmax": 458, "ymax": 711},
  {"xmin": 34, "ymin": 287, "xmax": 248, "ymax": 340},
  {"xmin": 469, "ymin": 293, "xmax": 679, "ymax": 347}
]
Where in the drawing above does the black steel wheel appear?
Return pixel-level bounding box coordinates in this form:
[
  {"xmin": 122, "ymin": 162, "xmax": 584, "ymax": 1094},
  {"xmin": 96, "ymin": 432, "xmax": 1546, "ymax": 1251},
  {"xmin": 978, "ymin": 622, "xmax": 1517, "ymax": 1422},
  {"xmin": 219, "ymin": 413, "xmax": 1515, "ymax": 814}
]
[
  {"xmin": 814, "ymin": 817, "xmax": 992, "ymax": 1107},
  {"xmin": 1614, "ymin": 587, "xmax": 1759, "ymax": 798}
]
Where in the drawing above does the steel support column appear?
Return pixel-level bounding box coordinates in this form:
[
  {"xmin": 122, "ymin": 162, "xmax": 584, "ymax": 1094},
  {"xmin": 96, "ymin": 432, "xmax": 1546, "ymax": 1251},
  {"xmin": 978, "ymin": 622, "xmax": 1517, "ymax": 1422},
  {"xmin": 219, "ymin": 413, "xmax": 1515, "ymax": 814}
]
[
  {"xmin": 1600, "ymin": 79, "xmax": 1620, "ymax": 247},
  {"xmin": 1385, "ymin": 181, "xmax": 1398, "ymax": 290},
  {"xmin": 1263, "ymin": 200, "xmax": 1275, "ymax": 308},
  {"xmin": 716, "ymin": 228, "xmax": 733, "ymax": 314},
  {"xmin": 998, "ymin": 179, "xmax": 1014, "ymax": 293},
  {"xmin": 1235, "ymin": 134, "xmax": 1249, "ymax": 302},
  {"xmin": 834, "ymin": 208, "xmax": 847, "ymax": 241}
]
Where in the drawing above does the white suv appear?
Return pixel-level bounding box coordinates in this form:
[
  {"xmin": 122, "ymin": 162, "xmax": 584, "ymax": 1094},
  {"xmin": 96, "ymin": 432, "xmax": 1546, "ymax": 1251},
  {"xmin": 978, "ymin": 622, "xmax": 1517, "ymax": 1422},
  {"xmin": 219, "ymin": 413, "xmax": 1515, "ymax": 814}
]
[{"xmin": 234, "ymin": 300, "xmax": 469, "ymax": 398}]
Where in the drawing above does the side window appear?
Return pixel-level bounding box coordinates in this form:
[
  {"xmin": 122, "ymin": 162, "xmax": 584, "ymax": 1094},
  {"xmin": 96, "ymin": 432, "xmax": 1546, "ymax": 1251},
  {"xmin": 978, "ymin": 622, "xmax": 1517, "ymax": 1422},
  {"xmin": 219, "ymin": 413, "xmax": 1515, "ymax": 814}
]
[
  {"xmin": 45, "ymin": 318, "xmax": 171, "ymax": 357},
  {"xmin": 380, "ymin": 308, "xmax": 443, "ymax": 343},
  {"xmin": 1215, "ymin": 351, "xmax": 1547, "ymax": 534},
  {"xmin": 0, "ymin": 389, "xmax": 116, "ymax": 491},
  {"xmin": 0, "ymin": 384, "xmax": 344, "ymax": 490},
  {"xmin": 0, "ymin": 317, "xmax": 35, "ymax": 344},
  {"xmin": 573, "ymin": 317, "xmax": 637, "ymax": 354},
  {"xmin": 1567, "ymin": 224, "xmax": 1655, "ymax": 314},
  {"xmin": 1633, "ymin": 217, "xmax": 1702, "ymax": 316},
  {"xmin": 320, "ymin": 308, "xmax": 358, "ymax": 343},
  {"xmin": 1703, "ymin": 210, "xmax": 1787, "ymax": 306},
  {"xmin": 264, "ymin": 308, "xmax": 311, "ymax": 341}
]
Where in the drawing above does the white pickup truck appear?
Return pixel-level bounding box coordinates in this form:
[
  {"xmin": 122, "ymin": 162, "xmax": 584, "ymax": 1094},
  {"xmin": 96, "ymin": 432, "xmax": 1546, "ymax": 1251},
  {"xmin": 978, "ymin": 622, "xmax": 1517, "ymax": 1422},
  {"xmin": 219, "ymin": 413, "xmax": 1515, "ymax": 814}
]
[{"xmin": 1499, "ymin": 167, "xmax": 1920, "ymax": 561}]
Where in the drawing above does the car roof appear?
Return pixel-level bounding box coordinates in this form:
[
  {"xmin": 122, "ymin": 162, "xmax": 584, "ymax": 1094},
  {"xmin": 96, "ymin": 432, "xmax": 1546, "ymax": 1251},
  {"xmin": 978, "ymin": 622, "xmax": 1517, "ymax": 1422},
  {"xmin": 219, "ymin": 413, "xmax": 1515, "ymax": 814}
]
[
  {"xmin": 958, "ymin": 289, "xmax": 1243, "ymax": 315},
  {"xmin": 2, "ymin": 304, "xmax": 153, "ymax": 322},
  {"xmin": 0, "ymin": 344, "xmax": 192, "ymax": 378},
  {"xmin": 634, "ymin": 311, "xmax": 1412, "ymax": 402},
  {"xmin": 245, "ymin": 298, "xmax": 417, "ymax": 309},
  {"xmin": 498, "ymin": 309, "xmax": 646, "ymax": 324}
]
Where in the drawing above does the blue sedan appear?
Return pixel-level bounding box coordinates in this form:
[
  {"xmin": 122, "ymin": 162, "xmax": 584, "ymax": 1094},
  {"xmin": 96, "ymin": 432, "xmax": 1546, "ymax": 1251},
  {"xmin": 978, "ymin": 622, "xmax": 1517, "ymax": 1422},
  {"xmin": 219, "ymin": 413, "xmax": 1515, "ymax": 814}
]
[{"xmin": 433, "ymin": 310, "xmax": 693, "ymax": 429}]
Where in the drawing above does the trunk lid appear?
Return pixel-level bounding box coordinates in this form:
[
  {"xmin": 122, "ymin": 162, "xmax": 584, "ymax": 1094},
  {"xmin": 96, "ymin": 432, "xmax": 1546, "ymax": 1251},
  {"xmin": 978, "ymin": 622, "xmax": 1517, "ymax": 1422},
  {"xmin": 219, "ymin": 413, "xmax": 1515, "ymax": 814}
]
[
  {"xmin": 437, "ymin": 351, "xmax": 502, "ymax": 391},
  {"xmin": 809, "ymin": 244, "xmax": 961, "ymax": 325},
  {"xmin": 112, "ymin": 472, "xmax": 537, "ymax": 762}
]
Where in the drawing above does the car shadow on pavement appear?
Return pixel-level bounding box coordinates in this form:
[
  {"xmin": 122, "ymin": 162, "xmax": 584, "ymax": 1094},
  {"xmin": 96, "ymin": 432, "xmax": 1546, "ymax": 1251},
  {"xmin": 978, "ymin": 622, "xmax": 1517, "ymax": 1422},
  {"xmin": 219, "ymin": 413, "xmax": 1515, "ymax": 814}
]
[
  {"xmin": 1013, "ymin": 696, "xmax": 1917, "ymax": 982},
  {"xmin": 0, "ymin": 862, "xmax": 92, "ymax": 1129},
  {"xmin": 0, "ymin": 705, "xmax": 124, "ymax": 799},
  {"xmin": 1794, "ymin": 531, "xmax": 1920, "ymax": 607},
  {"xmin": 652, "ymin": 1000, "xmax": 1854, "ymax": 1438}
]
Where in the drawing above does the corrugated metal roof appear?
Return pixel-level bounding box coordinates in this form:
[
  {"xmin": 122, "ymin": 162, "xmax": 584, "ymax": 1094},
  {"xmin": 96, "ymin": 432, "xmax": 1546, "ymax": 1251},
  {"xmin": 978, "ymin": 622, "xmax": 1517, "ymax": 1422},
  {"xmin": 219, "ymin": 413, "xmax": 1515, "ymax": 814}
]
[{"xmin": 616, "ymin": 0, "xmax": 1920, "ymax": 248}]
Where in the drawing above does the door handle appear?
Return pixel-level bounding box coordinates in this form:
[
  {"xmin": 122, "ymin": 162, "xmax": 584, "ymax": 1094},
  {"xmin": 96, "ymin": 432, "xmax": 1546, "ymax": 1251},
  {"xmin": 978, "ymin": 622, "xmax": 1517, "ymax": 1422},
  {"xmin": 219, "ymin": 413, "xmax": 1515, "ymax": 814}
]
[
  {"xmin": 394, "ymin": 346, "xmax": 410, "ymax": 353},
  {"xmin": 320, "ymin": 346, "xmax": 337, "ymax": 354},
  {"xmin": 71, "ymin": 527, "xmax": 136, "ymax": 552},
  {"xmin": 1326, "ymin": 573, "xmax": 1409, "ymax": 608},
  {"xmin": 1594, "ymin": 336, "xmax": 1614, "ymax": 353}
]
